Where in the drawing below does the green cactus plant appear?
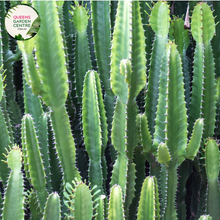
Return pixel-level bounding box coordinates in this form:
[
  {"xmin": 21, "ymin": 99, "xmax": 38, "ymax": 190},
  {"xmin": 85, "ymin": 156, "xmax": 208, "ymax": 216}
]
[
  {"xmin": 108, "ymin": 185, "xmax": 125, "ymax": 220},
  {"xmin": 64, "ymin": 178, "xmax": 101, "ymax": 219},
  {"xmin": 43, "ymin": 192, "xmax": 61, "ymax": 220},
  {"xmin": 0, "ymin": 1, "xmax": 219, "ymax": 220},
  {"xmin": 21, "ymin": 114, "xmax": 48, "ymax": 212},
  {"xmin": 204, "ymin": 138, "xmax": 220, "ymax": 219},
  {"xmin": 31, "ymin": 0, "xmax": 80, "ymax": 184},
  {"xmin": 190, "ymin": 2, "xmax": 216, "ymax": 138},
  {"xmin": 137, "ymin": 176, "xmax": 160, "ymax": 220},
  {"xmin": 137, "ymin": 41, "xmax": 204, "ymax": 219},
  {"xmin": 82, "ymin": 69, "xmax": 107, "ymax": 219},
  {"xmin": 2, "ymin": 146, "xmax": 25, "ymax": 220},
  {"xmin": 70, "ymin": 2, "xmax": 92, "ymax": 104}
]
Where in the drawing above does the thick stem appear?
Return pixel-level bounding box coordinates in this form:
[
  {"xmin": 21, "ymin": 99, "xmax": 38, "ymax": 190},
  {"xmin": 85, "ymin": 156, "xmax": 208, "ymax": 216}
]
[
  {"xmin": 164, "ymin": 166, "xmax": 178, "ymax": 220},
  {"xmin": 51, "ymin": 105, "xmax": 80, "ymax": 183},
  {"xmin": 207, "ymin": 179, "xmax": 220, "ymax": 218}
]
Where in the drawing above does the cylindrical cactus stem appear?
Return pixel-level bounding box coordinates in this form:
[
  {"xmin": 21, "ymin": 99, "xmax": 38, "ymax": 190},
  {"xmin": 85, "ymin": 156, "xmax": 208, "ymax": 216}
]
[
  {"xmin": 204, "ymin": 138, "xmax": 220, "ymax": 219},
  {"xmin": 23, "ymin": 71, "xmax": 52, "ymax": 192},
  {"xmin": 91, "ymin": 1, "xmax": 115, "ymax": 162},
  {"xmin": 158, "ymin": 42, "xmax": 203, "ymax": 219},
  {"xmin": 63, "ymin": 1, "xmax": 76, "ymax": 96},
  {"xmin": 32, "ymin": 0, "xmax": 69, "ymax": 111},
  {"xmin": 82, "ymin": 70, "xmax": 107, "ymax": 197},
  {"xmin": 145, "ymin": 1, "xmax": 170, "ymax": 136},
  {"xmin": 109, "ymin": 0, "xmax": 131, "ymax": 180},
  {"xmin": 163, "ymin": 43, "xmax": 187, "ymax": 220},
  {"xmin": 28, "ymin": 190, "xmax": 42, "ymax": 220},
  {"xmin": 32, "ymin": 0, "xmax": 80, "ymax": 183},
  {"xmin": 215, "ymin": 77, "xmax": 220, "ymax": 136},
  {"xmin": 43, "ymin": 193, "xmax": 61, "ymax": 220},
  {"xmin": 18, "ymin": 38, "xmax": 42, "ymax": 96},
  {"xmin": 124, "ymin": 2, "xmax": 147, "ymax": 210},
  {"xmin": 126, "ymin": 0, "xmax": 146, "ymax": 161},
  {"xmin": 70, "ymin": 3, "xmax": 92, "ymax": 104},
  {"xmin": 50, "ymin": 106, "xmax": 81, "ymax": 183},
  {"xmin": 47, "ymin": 115, "xmax": 62, "ymax": 193},
  {"xmin": 0, "ymin": 1, "xmax": 21, "ymax": 102},
  {"xmin": 110, "ymin": 59, "xmax": 131, "ymax": 198},
  {"xmin": 38, "ymin": 113, "xmax": 53, "ymax": 193},
  {"xmin": 190, "ymin": 2, "xmax": 216, "ymax": 138},
  {"xmin": 22, "ymin": 114, "xmax": 48, "ymax": 212},
  {"xmin": 110, "ymin": 1, "xmax": 131, "ymax": 103},
  {"xmin": 137, "ymin": 176, "xmax": 160, "ymax": 220},
  {"xmin": 2, "ymin": 146, "xmax": 25, "ymax": 220},
  {"xmin": 0, "ymin": 99, "xmax": 11, "ymax": 185},
  {"xmin": 136, "ymin": 113, "xmax": 163, "ymax": 205},
  {"xmin": 172, "ymin": 17, "xmax": 190, "ymax": 113},
  {"xmin": 91, "ymin": 1, "xmax": 111, "ymax": 96},
  {"xmin": 176, "ymin": 161, "xmax": 193, "ymax": 220},
  {"xmin": 189, "ymin": 5, "xmax": 204, "ymax": 133},
  {"xmin": 108, "ymin": 185, "xmax": 125, "ymax": 220},
  {"xmin": 129, "ymin": 147, "xmax": 146, "ymax": 220},
  {"xmin": 110, "ymin": 99, "xmax": 128, "ymax": 197},
  {"xmin": 0, "ymin": 2, "xmax": 22, "ymax": 144},
  {"xmin": 140, "ymin": 1, "xmax": 154, "ymax": 69},
  {"xmin": 64, "ymin": 179, "xmax": 100, "ymax": 220},
  {"xmin": 212, "ymin": 1, "xmax": 220, "ymax": 78}
]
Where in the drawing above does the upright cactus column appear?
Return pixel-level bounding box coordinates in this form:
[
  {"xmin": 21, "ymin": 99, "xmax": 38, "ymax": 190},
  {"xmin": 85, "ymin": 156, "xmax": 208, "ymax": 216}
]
[
  {"xmin": 22, "ymin": 114, "xmax": 48, "ymax": 212},
  {"xmin": 64, "ymin": 179, "xmax": 101, "ymax": 219},
  {"xmin": 110, "ymin": 0, "xmax": 131, "ymax": 198},
  {"xmin": 145, "ymin": 1, "xmax": 169, "ymax": 136},
  {"xmin": 161, "ymin": 43, "xmax": 203, "ymax": 220},
  {"xmin": 0, "ymin": 68, "xmax": 11, "ymax": 186},
  {"xmin": 212, "ymin": 1, "xmax": 220, "ymax": 78},
  {"xmin": 108, "ymin": 185, "xmax": 125, "ymax": 220},
  {"xmin": 215, "ymin": 78, "xmax": 220, "ymax": 136},
  {"xmin": 110, "ymin": 59, "xmax": 130, "ymax": 197},
  {"xmin": 2, "ymin": 146, "xmax": 25, "ymax": 220},
  {"xmin": 70, "ymin": 3, "xmax": 92, "ymax": 104},
  {"xmin": 125, "ymin": 1, "xmax": 146, "ymax": 217},
  {"xmin": 204, "ymin": 138, "xmax": 220, "ymax": 219},
  {"xmin": 171, "ymin": 17, "xmax": 190, "ymax": 112},
  {"xmin": 0, "ymin": 2, "xmax": 22, "ymax": 143},
  {"xmin": 31, "ymin": 0, "xmax": 80, "ymax": 183},
  {"xmin": 137, "ymin": 42, "xmax": 203, "ymax": 219},
  {"xmin": 91, "ymin": 1, "xmax": 116, "ymax": 162},
  {"xmin": 137, "ymin": 176, "xmax": 160, "ymax": 220},
  {"xmin": 43, "ymin": 193, "xmax": 61, "ymax": 220},
  {"xmin": 189, "ymin": 2, "xmax": 216, "ymax": 138},
  {"xmin": 82, "ymin": 70, "xmax": 107, "ymax": 219}
]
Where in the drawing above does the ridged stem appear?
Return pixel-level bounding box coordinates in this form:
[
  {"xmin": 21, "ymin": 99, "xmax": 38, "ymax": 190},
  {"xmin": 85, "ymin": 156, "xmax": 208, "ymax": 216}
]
[
  {"xmin": 51, "ymin": 105, "xmax": 80, "ymax": 183},
  {"xmin": 2, "ymin": 147, "xmax": 24, "ymax": 220},
  {"xmin": 43, "ymin": 193, "xmax": 61, "ymax": 220},
  {"xmin": 205, "ymin": 138, "xmax": 220, "ymax": 219},
  {"xmin": 164, "ymin": 167, "xmax": 178, "ymax": 220}
]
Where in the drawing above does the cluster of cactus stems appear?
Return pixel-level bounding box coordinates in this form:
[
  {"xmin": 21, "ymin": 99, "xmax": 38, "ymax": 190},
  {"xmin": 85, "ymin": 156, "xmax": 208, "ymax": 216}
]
[{"xmin": 0, "ymin": 0, "xmax": 220, "ymax": 220}]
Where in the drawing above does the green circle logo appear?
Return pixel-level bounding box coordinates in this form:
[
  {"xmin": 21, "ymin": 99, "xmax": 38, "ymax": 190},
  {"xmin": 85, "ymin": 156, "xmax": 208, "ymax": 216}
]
[{"xmin": 5, "ymin": 4, "xmax": 40, "ymax": 40}]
